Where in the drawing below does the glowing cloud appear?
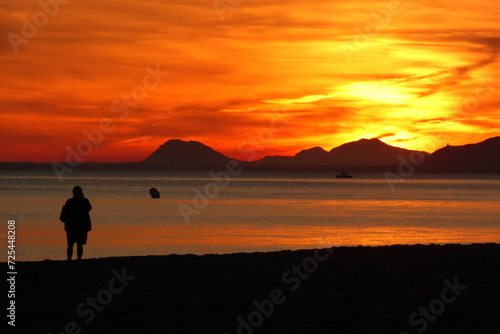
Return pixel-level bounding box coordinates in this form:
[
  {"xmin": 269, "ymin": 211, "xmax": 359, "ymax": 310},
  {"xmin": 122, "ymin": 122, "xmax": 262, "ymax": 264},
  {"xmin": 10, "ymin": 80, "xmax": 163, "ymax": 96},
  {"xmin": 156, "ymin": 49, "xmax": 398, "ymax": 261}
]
[{"xmin": 0, "ymin": 0, "xmax": 499, "ymax": 162}]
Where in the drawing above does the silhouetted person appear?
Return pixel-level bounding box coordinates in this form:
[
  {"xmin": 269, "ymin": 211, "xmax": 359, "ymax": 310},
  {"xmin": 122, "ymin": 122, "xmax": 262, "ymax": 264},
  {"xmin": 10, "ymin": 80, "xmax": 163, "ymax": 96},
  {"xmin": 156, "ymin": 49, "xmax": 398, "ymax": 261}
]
[
  {"xmin": 60, "ymin": 186, "xmax": 92, "ymax": 261},
  {"xmin": 149, "ymin": 187, "xmax": 160, "ymax": 199}
]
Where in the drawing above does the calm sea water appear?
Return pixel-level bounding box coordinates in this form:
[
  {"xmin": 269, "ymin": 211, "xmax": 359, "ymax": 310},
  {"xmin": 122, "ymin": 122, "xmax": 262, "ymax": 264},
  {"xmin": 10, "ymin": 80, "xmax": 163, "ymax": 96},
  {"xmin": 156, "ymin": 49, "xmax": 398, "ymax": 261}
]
[{"xmin": 1, "ymin": 170, "xmax": 499, "ymax": 261}]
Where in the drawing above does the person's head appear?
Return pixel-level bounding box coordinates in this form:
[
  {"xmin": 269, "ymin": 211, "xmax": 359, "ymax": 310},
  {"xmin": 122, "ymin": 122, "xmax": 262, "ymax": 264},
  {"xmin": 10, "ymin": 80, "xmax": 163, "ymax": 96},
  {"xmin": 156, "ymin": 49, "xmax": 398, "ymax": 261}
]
[{"xmin": 72, "ymin": 186, "xmax": 84, "ymax": 198}]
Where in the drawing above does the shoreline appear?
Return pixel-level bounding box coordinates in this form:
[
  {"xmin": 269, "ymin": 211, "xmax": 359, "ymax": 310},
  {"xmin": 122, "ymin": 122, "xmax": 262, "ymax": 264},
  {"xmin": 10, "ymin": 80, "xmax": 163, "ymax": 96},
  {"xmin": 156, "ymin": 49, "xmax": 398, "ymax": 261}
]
[
  {"xmin": 8, "ymin": 242, "xmax": 500, "ymax": 264},
  {"xmin": 14, "ymin": 243, "xmax": 500, "ymax": 333}
]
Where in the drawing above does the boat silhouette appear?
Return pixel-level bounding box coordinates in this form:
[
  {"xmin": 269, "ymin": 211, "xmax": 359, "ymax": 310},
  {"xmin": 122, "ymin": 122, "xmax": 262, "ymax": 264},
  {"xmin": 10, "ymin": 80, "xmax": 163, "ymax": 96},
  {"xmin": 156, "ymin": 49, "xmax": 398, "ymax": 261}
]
[{"xmin": 336, "ymin": 171, "xmax": 352, "ymax": 178}]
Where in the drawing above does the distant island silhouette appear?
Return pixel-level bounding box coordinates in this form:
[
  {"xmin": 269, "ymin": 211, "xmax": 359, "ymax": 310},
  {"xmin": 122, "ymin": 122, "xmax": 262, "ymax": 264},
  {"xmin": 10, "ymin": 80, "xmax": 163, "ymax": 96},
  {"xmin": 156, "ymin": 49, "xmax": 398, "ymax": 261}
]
[{"xmin": 1, "ymin": 137, "xmax": 500, "ymax": 173}]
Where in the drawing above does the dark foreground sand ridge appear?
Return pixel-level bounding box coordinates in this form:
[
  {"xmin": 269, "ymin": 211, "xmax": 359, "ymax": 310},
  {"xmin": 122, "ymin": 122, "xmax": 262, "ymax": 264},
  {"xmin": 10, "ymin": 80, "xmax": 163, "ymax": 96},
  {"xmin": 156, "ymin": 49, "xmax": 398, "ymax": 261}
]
[{"xmin": 12, "ymin": 244, "xmax": 500, "ymax": 333}]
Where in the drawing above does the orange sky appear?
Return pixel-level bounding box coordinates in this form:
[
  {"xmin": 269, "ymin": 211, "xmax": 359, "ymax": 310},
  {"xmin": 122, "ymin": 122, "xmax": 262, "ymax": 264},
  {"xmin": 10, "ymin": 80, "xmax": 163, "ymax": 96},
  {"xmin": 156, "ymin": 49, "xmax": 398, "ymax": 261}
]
[{"xmin": 1, "ymin": 0, "xmax": 499, "ymax": 162}]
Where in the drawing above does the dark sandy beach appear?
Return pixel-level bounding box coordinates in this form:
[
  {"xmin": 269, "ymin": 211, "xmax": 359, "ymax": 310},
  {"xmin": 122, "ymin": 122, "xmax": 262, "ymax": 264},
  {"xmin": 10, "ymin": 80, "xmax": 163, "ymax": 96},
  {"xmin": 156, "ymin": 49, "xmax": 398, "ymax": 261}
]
[{"xmin": 10, "ymin": 244, "xmax": 500, "ymax": 333}]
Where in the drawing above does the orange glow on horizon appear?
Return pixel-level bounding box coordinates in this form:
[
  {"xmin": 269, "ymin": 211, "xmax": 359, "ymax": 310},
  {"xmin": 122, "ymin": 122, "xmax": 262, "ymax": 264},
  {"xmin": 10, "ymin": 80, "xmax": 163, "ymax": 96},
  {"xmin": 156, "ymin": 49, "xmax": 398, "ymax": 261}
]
[
  {"xmin": 18, "ymin": 222, "xmax": 500, "ymax": 261},
  {"xmin": 1, "ymin": 0, "xmax": 499, "ymax": 162}
]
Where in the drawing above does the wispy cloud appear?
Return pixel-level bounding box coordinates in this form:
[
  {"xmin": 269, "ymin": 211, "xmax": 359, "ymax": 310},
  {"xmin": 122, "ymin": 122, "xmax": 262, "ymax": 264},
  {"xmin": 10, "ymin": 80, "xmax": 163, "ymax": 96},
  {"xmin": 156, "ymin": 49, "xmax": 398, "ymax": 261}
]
[{"xmin": 0, "ymin": 0, "xmax": 499, "ymax": 161}]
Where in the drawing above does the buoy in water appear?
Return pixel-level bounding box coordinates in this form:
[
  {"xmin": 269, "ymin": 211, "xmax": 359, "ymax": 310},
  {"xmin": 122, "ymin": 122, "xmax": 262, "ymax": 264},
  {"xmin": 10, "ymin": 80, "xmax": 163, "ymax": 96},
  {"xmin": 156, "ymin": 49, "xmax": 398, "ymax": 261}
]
[{"xmin": 149, "ymin": 187, "xmax": 160, "ymax": 199}]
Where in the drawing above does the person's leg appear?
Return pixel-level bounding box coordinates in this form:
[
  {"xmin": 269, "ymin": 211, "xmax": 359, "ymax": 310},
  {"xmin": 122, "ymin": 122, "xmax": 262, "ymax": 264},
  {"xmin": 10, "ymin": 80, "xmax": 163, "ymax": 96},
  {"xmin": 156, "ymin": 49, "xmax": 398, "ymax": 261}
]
[
  {"xmin": 77, "ymin": 243, "xmax": 83, "ymax": 260},
  {"xmin": 67, "ymin": 241, "xmax": 74, "ymax": 261}
]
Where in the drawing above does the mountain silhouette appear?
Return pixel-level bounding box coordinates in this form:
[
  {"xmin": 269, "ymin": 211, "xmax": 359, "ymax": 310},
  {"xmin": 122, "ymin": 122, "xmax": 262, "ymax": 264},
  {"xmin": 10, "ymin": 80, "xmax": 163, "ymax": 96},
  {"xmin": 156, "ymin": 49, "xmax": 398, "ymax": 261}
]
[
  {"xmin": 140, "ymin": 138, "xmax": 429, "ymax": 170},
  {"xmin": 2, "ymin": 137, "xmax": 500, "ymax": 173},
  {"xmin": 292, "ymin": 147, "xmax": 330, "ymax": 166},
  {"xmin": 419, "ymin": 137, "xmax": 500, "ymax": 173},
  {"xmin": 254, "ymin": 138, "xmax": 428, "ymax": 168},
  {"xmin": 329, "ymin": 138, "xmax": 428, "ymax": 167},
  {"xmin": 141, "ymin": 139, "xmax": 230, "ymax": 168}
]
